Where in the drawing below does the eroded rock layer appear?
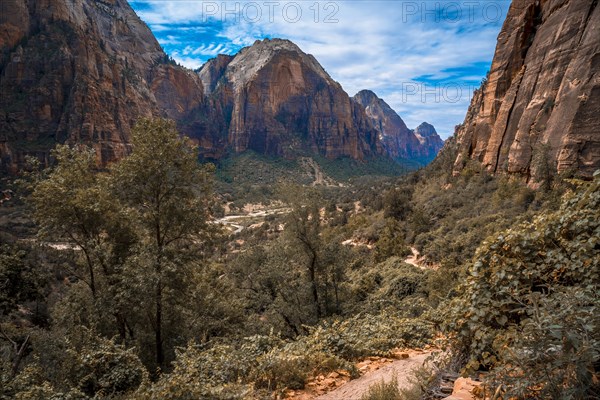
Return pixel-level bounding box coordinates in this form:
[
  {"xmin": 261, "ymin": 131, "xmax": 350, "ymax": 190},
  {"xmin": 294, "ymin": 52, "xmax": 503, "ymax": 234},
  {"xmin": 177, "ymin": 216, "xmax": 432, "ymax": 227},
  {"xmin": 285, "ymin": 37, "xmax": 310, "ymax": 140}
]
[{"xmin": 453, "ymin": 0, "xmax": 600, "ymax": 179}]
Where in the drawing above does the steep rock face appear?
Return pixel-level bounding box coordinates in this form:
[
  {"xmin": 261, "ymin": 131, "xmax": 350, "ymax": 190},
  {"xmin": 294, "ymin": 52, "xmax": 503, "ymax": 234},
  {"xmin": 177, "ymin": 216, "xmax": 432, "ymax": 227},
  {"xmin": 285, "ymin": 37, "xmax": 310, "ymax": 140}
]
[
  {"xmin": 353, "ymin": 90, "xmax": 417, "ymax": 158},
  {"xmin": 453, "ymin": 0, "xmax": 600, "ymax": 179},
  {"xmin": 353, "ymin": 90, "xmax": 443, "ymax": 162},
  {"xmin": 198, "ymin": 54, "xmax": 233, "ymax": 96},
  {"xmin": 198, "ymin": 39, "xmax": 379, "ymax": 160},
  {"xmin": 413, "ymin": 122, "xmax": 445, "ymax": 161},
  {"xmin": 0, "ymin": 0, "xmax": 206, "ymax": 172}
]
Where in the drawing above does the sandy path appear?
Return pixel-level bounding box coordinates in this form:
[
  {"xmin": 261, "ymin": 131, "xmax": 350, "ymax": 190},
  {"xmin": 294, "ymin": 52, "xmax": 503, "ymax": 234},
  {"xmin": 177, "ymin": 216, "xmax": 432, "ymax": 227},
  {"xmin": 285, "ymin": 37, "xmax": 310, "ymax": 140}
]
[
  {"xmin": 404, "ymin": 247, "xmax": 423, "ymax": 269},
  {"xmin": 316, "ymin": 351, "xmax": 430, "ymax": 400}
]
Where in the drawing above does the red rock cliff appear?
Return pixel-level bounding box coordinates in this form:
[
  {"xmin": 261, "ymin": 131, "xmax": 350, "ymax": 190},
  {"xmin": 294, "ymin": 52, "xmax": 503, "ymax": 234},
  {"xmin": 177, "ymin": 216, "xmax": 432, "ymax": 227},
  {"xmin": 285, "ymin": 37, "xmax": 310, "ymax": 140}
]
[
  {"xmin": 0, "ymin": 0, "xmax": 206, "ymax": 172},
  {"xmin": 453, "ymin": 0, "xmax": 600, "ymax": 179},
  {"xmin": 198, "ymin": 39, "xmax": 379, "ymax": 160},
  {"xmin": 353, "ymin": 90, "xmax": 444, "ymax": 163}
]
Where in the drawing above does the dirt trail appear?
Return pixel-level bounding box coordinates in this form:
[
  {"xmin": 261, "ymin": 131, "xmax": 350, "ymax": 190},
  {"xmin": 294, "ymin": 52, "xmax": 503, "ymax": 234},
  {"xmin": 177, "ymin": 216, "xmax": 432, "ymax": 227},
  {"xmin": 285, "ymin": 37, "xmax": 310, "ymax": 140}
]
[
  {"xmin": 299, "ymin": 157, "xmax": 337, "ymax": 186},
  {"xmin": 405, "ymin": 247, "xmax": 439, "ymax": 271},
  {"xmin": 316, "ymin": 351, "xmax": 431, "ymax": 400},
  {"xmin": 216, "ymin": 208, "xmax": 290, "ymax": 234},
  {"xmin": 404, "ymin": 247, "xmax": 423, "ymax": 269}
]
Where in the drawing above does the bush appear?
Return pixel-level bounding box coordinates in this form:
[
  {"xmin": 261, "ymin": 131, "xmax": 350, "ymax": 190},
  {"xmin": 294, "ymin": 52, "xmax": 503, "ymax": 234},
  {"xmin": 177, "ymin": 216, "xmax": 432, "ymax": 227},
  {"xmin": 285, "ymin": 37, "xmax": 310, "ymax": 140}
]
[
  {"xmin": 360, "ymin": 377, "xmax": 400, "ymax": 400},
  {"xmin": 350, "ymin": 258, "xmax": 429, "ymax": 314},
  {"xmin": 142, "ymin": 311, "xmax": 435, "ymax": 396},
  {"xmin": 134, "ymin": 335, "xmax": 279, "ymax": 399},
  {"xmin": 69, "ymin": 332, "xmax": 146, "ymax": 397},
  {"xmin": 450, "ymin": 172, "xmax": 600, "ymax": 397},
  {"xmin": 5, "ymin": 329, "xmax": 145, "ymax": 399},
  {"xmin": 489, "ymin": 288, "xmax": 600, "ymax": 399}
]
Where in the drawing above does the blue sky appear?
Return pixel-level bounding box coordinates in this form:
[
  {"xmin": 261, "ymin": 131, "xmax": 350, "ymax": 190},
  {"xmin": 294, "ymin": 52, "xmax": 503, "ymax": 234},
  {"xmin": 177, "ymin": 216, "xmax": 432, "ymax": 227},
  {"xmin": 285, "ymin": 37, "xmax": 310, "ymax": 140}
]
[{"xmin": 129, "ymin": 1, "xmax": 510, "ymax": 138}]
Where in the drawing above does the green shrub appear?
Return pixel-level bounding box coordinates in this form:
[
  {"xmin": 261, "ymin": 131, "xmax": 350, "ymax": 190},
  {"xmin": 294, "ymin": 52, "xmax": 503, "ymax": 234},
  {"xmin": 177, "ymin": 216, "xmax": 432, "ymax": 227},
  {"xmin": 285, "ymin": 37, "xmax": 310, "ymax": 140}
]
[
  {"xmin": 134, "ymin": 336, "xmax": 275, "ymax": 399},
  {"xmin": 360, "ymin": 377, "xmax": 400, "ymax": 400},
  {"xmin": 350, "ymin": 258, "xmax": 429, "ymax": 314},
  {"xmin": 69, "ymin": 333, "xmax": 146, "ymax": 397},
  {"xmin": 5, "ymin": 329, "xmax": 145, "ymax": 400},
  {"xmin": 489, "ymin": 288, "xmax": 600, "ymax": 399}
]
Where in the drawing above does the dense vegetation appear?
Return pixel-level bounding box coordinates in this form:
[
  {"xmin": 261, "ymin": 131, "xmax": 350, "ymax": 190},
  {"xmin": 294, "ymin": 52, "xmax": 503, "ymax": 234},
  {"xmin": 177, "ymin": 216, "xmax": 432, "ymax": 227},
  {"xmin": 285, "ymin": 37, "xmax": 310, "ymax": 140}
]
[
  {"xmin": 0, "ymin": 119, "xmax": 598, "ymax": 399},
  {"xmin": 450, "ymin": 172, "xmax": 600, "ymax": 398}
]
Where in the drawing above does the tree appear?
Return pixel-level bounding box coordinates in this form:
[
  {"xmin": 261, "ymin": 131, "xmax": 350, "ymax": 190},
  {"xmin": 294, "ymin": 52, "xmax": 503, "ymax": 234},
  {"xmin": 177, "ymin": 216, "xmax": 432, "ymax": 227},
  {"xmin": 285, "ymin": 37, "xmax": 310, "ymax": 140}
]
[
  {"xmin": 530, "ymin": 142, "xmax": 553, "ymax": 191},
  {"xmin": 30, "ymin": 146, "xmax": 105, "ymax": 297},
  {"xmin": 279, "ymin": 185, "xmax": 350, "ymax": 320},
  {"xmin": 383, "ymin": 187, "xmax": 412, "ymax": 220},
  {"xmin": 0, "ymin": 245, "xmax": 48, "ymax": 381},
  {"xmin": 374, "ymin": 218, "xmax": 410, "ymax": 262},
  {"xmin": 282, "ymin": 186, "xmax": 324, "ymax": 319},
  {"xmin": 29, "ymin": 145, "xmax": 136, "ymax": 341},
  {"xmin": 111, "ymin": 118, "xmax": 216, "ymax": 369}
]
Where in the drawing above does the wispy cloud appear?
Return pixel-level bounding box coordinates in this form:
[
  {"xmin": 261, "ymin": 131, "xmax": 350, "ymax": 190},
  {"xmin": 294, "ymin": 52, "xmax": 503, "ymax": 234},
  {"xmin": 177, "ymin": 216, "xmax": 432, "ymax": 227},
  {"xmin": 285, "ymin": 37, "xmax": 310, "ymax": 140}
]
[{"xmin": 128, "ymin": 1, "xmax": 508, "ymax": 137}]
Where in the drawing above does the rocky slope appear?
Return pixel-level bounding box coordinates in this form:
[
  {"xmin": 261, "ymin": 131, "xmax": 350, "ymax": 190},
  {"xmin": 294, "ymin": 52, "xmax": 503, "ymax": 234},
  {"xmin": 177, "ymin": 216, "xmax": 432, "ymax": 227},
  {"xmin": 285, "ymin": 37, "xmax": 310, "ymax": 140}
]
[
  {"xmin": 453, "ymin": 0, "xmax": 600, "ymax": 180},
  {"xmin": 353, "ymin": 90, "xmax": 444, "ymax": 163},
  {"xmin": 0, "ymin": 0, "xmax": 212, "ymax": 172}
]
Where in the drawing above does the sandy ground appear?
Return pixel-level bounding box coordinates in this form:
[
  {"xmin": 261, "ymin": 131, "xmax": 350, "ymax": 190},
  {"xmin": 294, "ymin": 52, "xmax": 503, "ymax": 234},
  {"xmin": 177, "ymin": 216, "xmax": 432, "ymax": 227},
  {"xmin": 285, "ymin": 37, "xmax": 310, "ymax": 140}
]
[{"xmin": 315, "ymin": 351, "xmax": 431, "ymax": 400}]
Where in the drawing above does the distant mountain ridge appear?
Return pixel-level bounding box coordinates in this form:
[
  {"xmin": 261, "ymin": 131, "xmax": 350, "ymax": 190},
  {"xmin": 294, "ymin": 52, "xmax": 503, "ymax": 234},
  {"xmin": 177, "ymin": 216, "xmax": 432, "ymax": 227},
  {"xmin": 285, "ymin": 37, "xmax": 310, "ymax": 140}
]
[
  {"xmin": 0, "ymin": 0, "xmax": 443, "ymax": 173},
  {"xmin": 353, "ymin": 90, "xmax": 444, "ymax": 162}
]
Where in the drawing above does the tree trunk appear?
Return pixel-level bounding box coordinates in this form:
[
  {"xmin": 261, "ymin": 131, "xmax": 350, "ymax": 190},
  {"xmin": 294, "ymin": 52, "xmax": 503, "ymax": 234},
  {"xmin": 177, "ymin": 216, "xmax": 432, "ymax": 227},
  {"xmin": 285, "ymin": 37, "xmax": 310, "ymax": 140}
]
[
  {"xmin": 11, "ymin": 335, "xmax": 29, "ymax": 378},
  {"xmin": 333, "ymin": 274, "xmax": 340, "ymax": 314},
  {"xmin": 82, "ymin": 247, "xmax": 96, "ymax": 297},
  {"xmin": 156, "ymin": 277, "xmax": 163, "ymax": 368},
  {"xmin": 309, "ymin": 254, "xmax": 321, "ymax": 319}
]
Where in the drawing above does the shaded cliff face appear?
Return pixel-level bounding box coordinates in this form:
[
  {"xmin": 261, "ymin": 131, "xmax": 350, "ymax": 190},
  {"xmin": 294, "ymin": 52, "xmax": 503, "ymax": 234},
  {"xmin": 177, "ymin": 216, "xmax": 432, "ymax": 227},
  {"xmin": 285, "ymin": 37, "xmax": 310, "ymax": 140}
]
[
  {"xmin": 353, "ymin": 90, "xmax": 444, "ymax": 162},
  {"xmin": 453, "ymin": 0, "xmax": 600, "ymax": 179},
  {"xmin": 198, "ymin": 39, "xmax": 379, "ymax": 160},
  {"xmin": 0, "ymin": 0, "xmax": 207, "ymax": 172}
]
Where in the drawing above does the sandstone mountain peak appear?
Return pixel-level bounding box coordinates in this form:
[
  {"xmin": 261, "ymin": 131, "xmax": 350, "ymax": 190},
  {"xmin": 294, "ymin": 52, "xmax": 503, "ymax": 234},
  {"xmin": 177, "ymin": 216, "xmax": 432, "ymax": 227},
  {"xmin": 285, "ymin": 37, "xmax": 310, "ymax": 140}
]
[
  {"xmin": 195, "ymin": 38, "xmax": 377, "ymax": 159},
  {"xmin": 354, "ymin": 90, "xmax": 381, "ymax": 102},
  {"xmin": 198, "ymin": 54, "xmax": 234, "ymax": 96},
  {"xmin": 217, "ymin": 37, "xmax": 334, "ymax": 92},
  {"xmin": 353, "ymin": 90, "xmax": 403, "ymax": 125},
  {"xmin": 414, "ymin": 122, "xmax": 437, "ymax": 137}
]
